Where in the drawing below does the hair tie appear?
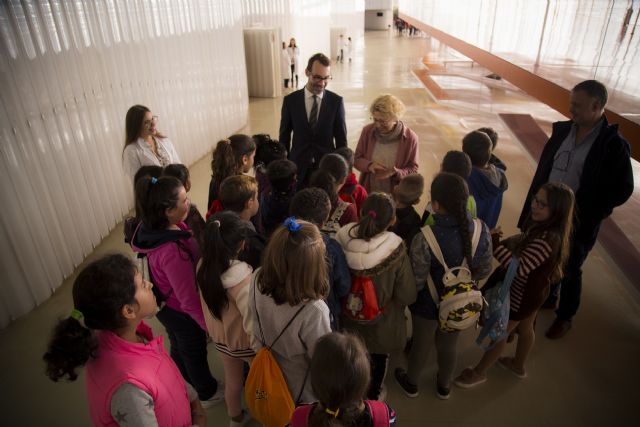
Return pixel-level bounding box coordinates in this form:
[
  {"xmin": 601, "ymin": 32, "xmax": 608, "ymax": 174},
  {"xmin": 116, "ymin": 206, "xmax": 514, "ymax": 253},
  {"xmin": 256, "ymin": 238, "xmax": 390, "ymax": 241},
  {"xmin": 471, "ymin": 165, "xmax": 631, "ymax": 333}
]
[
  {"xmin": 368, "ymin": 210, "xmax": 377, "ymax": 219},
  {"xmin": 213, "ymin": 220, "xmax": 221, "ymax": 228},
  {"xmin": 284, "ymin": 216, "xmax": 302, "ymax": 233},
  {"xmin": 224, "ymin": 139, "xmax": 231, "ymax": 145},
  {"xmin": 325, "ymin": 407, "xmax": 340, "ymax": 418},
  {"xmin": 70, "ymin": 308, "xmax": 83, "ymax": 321},
  {"xmin": 150, "ymin": 176, "xmax": 158, "ymax": 185}
]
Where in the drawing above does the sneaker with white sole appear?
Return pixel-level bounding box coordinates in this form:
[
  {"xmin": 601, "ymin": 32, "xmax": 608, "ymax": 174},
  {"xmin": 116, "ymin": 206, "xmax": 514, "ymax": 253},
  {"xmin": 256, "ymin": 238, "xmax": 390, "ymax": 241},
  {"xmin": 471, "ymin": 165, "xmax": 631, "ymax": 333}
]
[
  {"xmin": 200, "ymin": 382, "xmax": 225, "ymax": 409},
  {"xmin": 394, "ymin": 368, "xmax": 419, "ymax": 398},
  {"xmin": 436, "ymin": 375, "xmax": 451, "ymax": 400},
  {"xmin": 229, "ymin": 409, "xmax": 251, "ymax": 427}
]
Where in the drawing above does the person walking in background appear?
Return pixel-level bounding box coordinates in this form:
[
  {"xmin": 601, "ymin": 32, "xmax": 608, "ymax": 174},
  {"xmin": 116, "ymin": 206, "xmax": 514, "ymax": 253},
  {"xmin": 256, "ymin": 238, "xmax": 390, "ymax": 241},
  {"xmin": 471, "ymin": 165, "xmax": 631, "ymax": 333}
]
[
  {"xmin": 281, "ymin": 41, "xmax": 292, "ymax": 88},
  {"xmin": 336, "ymin": 34, "xmax": 345, "ymax": 63},
  {"xmin": 288, "ymin": 38, "xmax": 301, "ymax": 88}
]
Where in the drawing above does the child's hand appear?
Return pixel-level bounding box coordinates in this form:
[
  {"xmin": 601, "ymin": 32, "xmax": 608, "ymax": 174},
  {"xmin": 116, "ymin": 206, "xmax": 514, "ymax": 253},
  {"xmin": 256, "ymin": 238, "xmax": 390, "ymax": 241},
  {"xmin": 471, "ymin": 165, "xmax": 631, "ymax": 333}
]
[{"xmin": 490, "ymin": 226, "xmax": 503, "ymax": 239}]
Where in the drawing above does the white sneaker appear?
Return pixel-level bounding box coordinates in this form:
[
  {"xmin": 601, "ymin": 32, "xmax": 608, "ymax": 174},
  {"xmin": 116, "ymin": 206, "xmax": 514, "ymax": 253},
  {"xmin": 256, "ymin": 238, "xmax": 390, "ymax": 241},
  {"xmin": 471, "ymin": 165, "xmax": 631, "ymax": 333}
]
[
  {"xmin": 229, "ymin": 409, "xmax": 252, "ymax": 427},
  {"xmin": 200, "ymin": 382, "xmax": 225, "ymax": 409}
]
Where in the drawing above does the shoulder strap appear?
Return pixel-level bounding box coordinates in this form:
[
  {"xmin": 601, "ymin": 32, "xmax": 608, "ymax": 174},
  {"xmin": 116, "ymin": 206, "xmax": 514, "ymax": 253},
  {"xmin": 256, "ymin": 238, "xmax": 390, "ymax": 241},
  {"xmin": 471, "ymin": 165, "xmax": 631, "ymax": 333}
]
[
  {"xmin": 365, "ymin": 400, "xmax": 390, "ymax": 426},
  {"xmin": 470, "ymin": 218, "xmax": 482, "ymax": 260},
  {"xmin": 269, "ymin": 304, "xmax": 306, "ymax": 350},
  {"xmin": 421, "ymin": 226, "xmax": 446, "ymax": 304},
  {"xmin": 253, "ymin": 279, "xmax": 266, "ymax": 346},
  {"xmin": 421, "ymin": 226, "xmax": 448, "ymax": 269},
  {"xmin": 290, "ymin": 403, "xmax": 315, "ymax": 427}
]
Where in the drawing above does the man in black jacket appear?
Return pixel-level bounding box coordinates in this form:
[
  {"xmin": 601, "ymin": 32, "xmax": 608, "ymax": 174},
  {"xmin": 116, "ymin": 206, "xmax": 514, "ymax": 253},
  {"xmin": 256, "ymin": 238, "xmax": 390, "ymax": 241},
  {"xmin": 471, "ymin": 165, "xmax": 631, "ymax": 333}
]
[
  {"xmin": 518, "ymin": 80, "xmax": 634, "ymax": 339},
  {"xmin": 279, "ymin": 53, "xmax": 347, "ymax": 188}
]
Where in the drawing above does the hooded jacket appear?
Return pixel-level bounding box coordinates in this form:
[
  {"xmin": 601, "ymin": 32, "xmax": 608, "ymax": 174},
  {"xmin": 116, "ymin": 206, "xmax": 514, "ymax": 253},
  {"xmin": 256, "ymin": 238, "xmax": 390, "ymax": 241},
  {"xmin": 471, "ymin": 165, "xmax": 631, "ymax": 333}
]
[
  {"xmin": 131, "ymin": 222, "xmax": 205, "ymax": 331},
  {"xmin": 335, "ymin": 225, "xmax": 417, "ymax": 354},
  {"xmin": 339, "ymin": 172, "xmax": 368, "ymax": 215},
  {"xmin": 200, "ymin": 260, "xmax": 254, "ymax": 359},
  {"xmin": 467, "ymin": 164, "xmax": 508, "ymax": 229}
]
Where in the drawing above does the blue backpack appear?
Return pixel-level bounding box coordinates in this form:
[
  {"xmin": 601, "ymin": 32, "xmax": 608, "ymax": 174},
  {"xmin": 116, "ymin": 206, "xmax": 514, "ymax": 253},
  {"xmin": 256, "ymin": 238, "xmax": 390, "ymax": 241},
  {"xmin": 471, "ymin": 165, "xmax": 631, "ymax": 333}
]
[{"xmin": 476, "ymin": 257, "xmax": 519, "ymax": 349}]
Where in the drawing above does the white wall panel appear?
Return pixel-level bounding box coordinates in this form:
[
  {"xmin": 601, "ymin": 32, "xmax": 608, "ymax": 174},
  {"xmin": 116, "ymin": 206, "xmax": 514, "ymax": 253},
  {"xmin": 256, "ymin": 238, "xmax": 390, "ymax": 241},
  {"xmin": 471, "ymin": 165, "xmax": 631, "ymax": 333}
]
[
  {"xmin": 0, "ymin": 0, "xmax": 248, "ymax": 328},
  {"xmin": 242, "ymin": 0, "xmax": 330, "ymax": 73},
  {"xmin": 244, "ymin": 28, "xmax": 281, "ymax": 97},
  {"xmin": 365, "ymin": 0, "xmax": 394, "ymax": 10}
]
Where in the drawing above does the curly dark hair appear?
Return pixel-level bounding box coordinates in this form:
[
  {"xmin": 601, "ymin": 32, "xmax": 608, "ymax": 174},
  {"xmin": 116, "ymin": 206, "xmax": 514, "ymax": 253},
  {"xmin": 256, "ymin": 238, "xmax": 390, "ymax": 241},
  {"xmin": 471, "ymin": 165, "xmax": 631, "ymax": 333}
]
[
  {"xmin": 43, "ymin": 254, "xmax": 137, "ymax": 382},
  {"xmin": 290, "ymin": 188, "xmax": 332, "ymax": 226}
]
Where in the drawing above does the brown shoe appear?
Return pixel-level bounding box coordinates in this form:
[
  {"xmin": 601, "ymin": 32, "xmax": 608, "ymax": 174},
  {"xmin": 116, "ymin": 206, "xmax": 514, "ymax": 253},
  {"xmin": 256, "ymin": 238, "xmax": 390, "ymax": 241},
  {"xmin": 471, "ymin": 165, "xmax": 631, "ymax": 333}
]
[{"xmin": 546, "ymin": 318, "xmax": 571, "ymax": 339}]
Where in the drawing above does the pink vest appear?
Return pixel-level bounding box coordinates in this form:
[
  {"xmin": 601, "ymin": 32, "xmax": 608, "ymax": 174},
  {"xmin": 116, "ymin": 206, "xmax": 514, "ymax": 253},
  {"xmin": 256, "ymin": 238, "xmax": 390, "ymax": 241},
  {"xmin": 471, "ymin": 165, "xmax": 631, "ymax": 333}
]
[{"xmin": 85, "ymin": 322, "xmax": 192, "ymax": 427}]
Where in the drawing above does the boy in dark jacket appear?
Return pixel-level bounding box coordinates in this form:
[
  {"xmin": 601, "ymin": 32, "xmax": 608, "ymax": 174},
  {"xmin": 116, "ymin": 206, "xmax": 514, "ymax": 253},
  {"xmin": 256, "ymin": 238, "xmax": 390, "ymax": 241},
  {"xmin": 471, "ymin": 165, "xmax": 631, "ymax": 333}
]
[
  {"xmin": 290, "ymin": 188, "xmax": 351, "ymax": 331},
  {"xmin": 391, "ymin": 173, "xmax": 424, "ymax": 249},
  {"xmin": 477, "ymin": 127, "xmax": 507, "ymax": 171},
  {"xmin": 463, "ymin": 131, "xmax": 508, "ymax": 229},
  {"xmin": 261, "ymin": 159, "xmax": 298, "ymax": 237},
  {"xmin": 219, "ymin": 175, "xmax": 265, "ymax": 269}
]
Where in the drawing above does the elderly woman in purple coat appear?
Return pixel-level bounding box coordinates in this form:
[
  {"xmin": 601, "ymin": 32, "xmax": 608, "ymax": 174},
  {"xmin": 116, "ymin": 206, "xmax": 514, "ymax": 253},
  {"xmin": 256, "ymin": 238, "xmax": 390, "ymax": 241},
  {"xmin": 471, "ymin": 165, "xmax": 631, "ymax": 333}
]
[{"xmin": 354, "ymin": 94, "xmax": 419, "ymax": 194}]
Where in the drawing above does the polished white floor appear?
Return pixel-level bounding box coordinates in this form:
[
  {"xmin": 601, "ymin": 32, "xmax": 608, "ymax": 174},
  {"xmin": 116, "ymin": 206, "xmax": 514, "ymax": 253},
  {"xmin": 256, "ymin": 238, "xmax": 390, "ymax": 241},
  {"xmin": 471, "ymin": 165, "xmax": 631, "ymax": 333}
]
[{"xmin": 0, "ymin": 31, "xmax": 638, "ymax": 426}]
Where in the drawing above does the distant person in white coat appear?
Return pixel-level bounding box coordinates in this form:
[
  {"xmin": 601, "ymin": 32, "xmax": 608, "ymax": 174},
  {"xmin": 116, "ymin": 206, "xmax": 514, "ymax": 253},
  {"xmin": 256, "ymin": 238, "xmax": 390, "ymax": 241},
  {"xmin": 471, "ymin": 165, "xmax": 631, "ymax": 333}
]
[
  {"xmin": 281, "ymin": 41, "xmax": 292, "ymax": 88},
  {"xmin": 347, "ymin": 36, "xmax": 353, "ymax": 62},
  {"xmin": 336, "ymin": 34, "xmax": 345, "ymax": 63},
  {"xmin": 122, "ymin": 105, "xmax": 180, "ymax": 180},
  {"xmin": 288, "ymin": 38, "xmax": 300, "ymax": 88}
]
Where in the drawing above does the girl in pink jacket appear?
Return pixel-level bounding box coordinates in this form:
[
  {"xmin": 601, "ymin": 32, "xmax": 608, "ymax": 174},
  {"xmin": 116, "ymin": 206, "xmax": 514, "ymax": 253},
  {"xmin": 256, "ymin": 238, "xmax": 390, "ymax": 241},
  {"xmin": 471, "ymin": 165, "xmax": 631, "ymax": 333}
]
[
  {"xmin": 131, "ymin": 175, "xmax": 222, "ymax": 408},
  {"xmin": 43, "ymin": 254, "xmax": 205, "ymax": 427}
]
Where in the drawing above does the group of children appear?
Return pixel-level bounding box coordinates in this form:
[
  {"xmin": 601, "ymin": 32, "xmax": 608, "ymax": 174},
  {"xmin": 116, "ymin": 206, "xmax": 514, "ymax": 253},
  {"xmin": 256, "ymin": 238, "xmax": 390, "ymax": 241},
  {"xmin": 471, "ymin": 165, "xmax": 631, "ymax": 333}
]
[{"xmin": 43, "ymin": 127, "xmax": 575, "ymax": 427}]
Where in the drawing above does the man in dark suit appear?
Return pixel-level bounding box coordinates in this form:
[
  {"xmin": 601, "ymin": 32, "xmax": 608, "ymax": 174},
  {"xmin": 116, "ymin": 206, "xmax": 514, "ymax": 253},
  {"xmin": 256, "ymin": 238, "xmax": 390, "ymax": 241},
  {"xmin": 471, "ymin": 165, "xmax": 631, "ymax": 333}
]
[
  {"xmin": 279, "ymin": 53, "xmax": 347, "ymax": 188},
  {"xmin": 518, "ymin": 80, "xmax": 634, "ymax": 339}
]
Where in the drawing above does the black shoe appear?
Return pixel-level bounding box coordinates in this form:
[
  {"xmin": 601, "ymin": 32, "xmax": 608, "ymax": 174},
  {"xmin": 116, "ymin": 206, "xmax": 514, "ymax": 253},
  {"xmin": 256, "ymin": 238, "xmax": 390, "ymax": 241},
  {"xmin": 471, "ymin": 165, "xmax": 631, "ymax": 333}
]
[
  {"xmin": 404, "ymin": 337, "xmax": 413, "ymax": 355},
  {"xmin": 436, "ymin": 376, "xmax": 450, "ymax": 400},
  {"xmin": 394, "ymin": 368, "xmax": 419, "ymax": 398}
]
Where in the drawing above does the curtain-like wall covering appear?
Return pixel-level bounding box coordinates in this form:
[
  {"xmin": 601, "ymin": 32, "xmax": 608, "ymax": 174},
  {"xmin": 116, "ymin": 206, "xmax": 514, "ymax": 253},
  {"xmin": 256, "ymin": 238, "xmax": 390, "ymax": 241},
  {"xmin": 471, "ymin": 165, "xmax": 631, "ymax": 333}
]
[{"xmin": 0, "ymin": 0, "xmax": 248, "ymax": 328}]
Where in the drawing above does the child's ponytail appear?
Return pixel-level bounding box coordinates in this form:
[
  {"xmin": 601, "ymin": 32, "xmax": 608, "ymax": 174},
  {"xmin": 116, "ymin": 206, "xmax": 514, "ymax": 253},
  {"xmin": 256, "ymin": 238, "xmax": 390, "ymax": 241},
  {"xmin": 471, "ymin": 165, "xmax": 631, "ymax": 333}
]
[
  {"xmin": 198, "ymin": 212, "xmax": 249, "ymax": 320},
  {"xmin": 348, "ymin": 193, "xmax": 395, "ymax": 241},
  {"xmin": 134, "ymin": 175, "xmax": 183, "ymax": 230},
  {"xmin": 211, "ymin": 135, "xmax": 257, "ymax": 185},
  {"xmin": 43, "ymin": 315, "xmax": 97, "ymax": 382},
  {"xmin": 43, "ymin": 254, "xmax": 137, "ymax": 382},
  {"xmin": 431, "ymin": 173, "xmax": 472, "ymax": 264}
]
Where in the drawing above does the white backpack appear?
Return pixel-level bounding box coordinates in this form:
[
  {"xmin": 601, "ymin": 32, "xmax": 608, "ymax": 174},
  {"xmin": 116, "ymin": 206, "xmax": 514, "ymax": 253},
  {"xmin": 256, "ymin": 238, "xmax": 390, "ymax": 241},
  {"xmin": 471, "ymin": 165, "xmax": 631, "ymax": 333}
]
[{"xmin": 422, "ymin": 218, "xmax": 484, "ymax": 332}]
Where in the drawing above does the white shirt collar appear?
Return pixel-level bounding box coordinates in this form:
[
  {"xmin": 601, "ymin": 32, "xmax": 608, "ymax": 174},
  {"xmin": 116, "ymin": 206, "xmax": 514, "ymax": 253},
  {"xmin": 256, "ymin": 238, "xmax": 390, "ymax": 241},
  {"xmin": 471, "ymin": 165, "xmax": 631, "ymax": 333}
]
[{"xmin": 304, "ymin": 86, "xmax": 324, "ymax": 100}]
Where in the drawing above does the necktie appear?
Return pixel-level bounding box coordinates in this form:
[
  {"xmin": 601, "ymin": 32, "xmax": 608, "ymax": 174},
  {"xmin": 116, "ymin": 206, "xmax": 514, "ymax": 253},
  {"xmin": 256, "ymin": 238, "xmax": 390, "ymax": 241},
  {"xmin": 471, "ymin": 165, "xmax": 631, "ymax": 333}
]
[{"xmin": 309, "ymin": 95, "xmax": 318, "ymax": 129}]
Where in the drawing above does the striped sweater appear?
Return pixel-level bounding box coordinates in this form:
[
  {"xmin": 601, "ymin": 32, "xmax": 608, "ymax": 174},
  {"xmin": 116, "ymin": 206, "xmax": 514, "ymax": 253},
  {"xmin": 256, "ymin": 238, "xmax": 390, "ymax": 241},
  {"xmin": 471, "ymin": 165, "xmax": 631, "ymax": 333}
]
[{"xmin": 494, "ymin": 233, "xmax": 553, "ymax": 312}]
